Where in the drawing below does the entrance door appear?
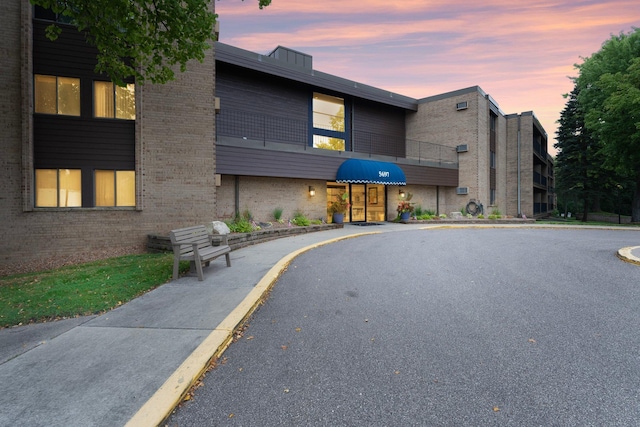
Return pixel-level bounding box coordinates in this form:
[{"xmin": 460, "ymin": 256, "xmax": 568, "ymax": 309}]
[
  {"xmin": 351, "ymin": 184, "xmax": 366, "ymax": 222},
  {"xmin": 366, "ymin": 184, "xmax": 385, "ymax": 221},
  {"xmin": 327, "ymin": 182, "xmax": 387, "ymax": 223}
]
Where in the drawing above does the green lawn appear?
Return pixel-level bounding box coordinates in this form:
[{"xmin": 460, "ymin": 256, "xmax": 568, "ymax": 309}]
[{"xmin": 0, "ymin": 253, "xmax": 188, "ymax": 328}]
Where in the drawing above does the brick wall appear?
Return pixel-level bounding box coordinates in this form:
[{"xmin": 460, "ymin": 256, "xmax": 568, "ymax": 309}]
[
  {"xmin": 217, "ymin": 175, "xmax": 328, "ymax": 222},
  {"xmin": 0, "ymin": 0, "xmax": 218, "ymax": 275}
]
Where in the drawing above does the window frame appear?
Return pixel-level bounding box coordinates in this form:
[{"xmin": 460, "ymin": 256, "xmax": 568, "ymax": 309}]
[
  {"xmin": 34, "ymin": 168, "xmax": 83, "ymax": 208},
  {"xmin": 94, "ymin": 170, "xmax": 136, "ymax": 207},
  {"xmin": 93, "ymin": 81, "xmax": 136, "ymax": 120},
  {"xmin": 34, "ymin": 74, "xmax": 81, "ymax": 117},
  {"xmin": 310, "ymin": 91, "xmax": 350, "ymax": 151}
]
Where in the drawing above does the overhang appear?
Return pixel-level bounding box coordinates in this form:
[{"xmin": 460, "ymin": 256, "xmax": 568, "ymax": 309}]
[{"xmin": 336, "ymin": 159, "xmax": 406, "ymax": 185}]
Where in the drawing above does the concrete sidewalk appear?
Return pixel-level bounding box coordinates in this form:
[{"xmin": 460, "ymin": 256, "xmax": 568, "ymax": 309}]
[
  {"xmin": 0, "ymin": 223, "xmax": 419, "ymax": 427},
  {"xmin": 0, "ymin": 222, "xmax": 638, "ymax": 427}
]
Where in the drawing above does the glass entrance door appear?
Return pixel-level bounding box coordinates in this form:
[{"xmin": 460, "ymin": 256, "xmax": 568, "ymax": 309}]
[
  {"xmin": 366, "ymin": 184, "xmax": 385, "ymax": 221},
  {"xmin": 351, "ymin": 184, "xmax": 366, "ymax": 222},
  {"xmin": 327, "ymin": 182, "xmax": 387, "ymax": 223}
]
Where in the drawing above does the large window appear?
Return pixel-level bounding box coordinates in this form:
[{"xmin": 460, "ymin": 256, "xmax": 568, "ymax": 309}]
[
  {"xmin": 35, "ymin": 169, "xmax": 82, "ymax": 207},
  {"xmin": 34, "ymin": 75, "xmax": 80, "ymax": 116},
  {"xmin": 94, "ymin": 81, "xmax": 136, "ymax": 120},
  {"xmin": 312, "ymin": 92, "xmax": 347, "ymax": 151},
  {"xmin": 95, "ymin": 170, "xmax": 136, "ymax": 206}
]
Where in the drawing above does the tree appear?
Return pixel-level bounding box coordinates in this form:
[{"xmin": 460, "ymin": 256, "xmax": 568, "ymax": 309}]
[
  {"xmin": 554, "ymin": 86, "xmax": 621, "ymax": 221},
  {"xmin": 31, "ymin": 0, "xmax": 272, "ymax": 86},
  {"xmin": 575, "ymin": 28, "xmax": 640, "ymax": 222}
]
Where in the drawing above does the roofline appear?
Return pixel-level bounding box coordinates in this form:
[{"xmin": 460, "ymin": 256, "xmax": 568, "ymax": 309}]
[
  {"xmin": 418, "ymin": 85, "xmax": 505, "ymax": 116},
  {"xmin": 215, "ymin": 42, "xmax": 419, "ymax": 111}
]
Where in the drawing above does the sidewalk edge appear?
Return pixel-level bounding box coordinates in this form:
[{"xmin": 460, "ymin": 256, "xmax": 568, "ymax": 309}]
[
  {"xmin": 617, "ymin": 246, "xmax": 640, "ymax": 266},
  {"xmin": 125, "ymin": 232, "xmax": 378, "ymax": 427}
]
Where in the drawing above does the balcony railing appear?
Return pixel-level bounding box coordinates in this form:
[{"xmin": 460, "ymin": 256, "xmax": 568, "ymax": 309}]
[
  {"xmin": 533, "ymin": 171, "xmax": 547, "ymax": 187},
  {"xmin": 534, "ymin": 203, "xmax": 549, "ymax": 214},
  {"xmin": 216, "ymin": 109, "xmax": 457, "ymax": 166}
]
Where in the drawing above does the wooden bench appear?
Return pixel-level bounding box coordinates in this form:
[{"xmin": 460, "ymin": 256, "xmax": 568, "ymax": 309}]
[{"xmin": 169, "ymin": 225, "xmax": 231, "ymax": 281}]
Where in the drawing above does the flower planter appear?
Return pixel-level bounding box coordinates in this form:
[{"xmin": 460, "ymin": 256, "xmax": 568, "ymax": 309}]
[
  {"xmin": 400, "ymin": 212, "xmax": 411, "ymax": 222},
  {"xmin": 332, "ymin": 213, "xmax": 345, "ymax": 224}
]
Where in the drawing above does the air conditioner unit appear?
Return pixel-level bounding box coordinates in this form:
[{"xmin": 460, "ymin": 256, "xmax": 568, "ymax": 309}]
[
  {"xmin": 456, "ymin": 144, "xmax": 468, "ymax": 153},
  {"xmin": 456, "ymin": 187, "xmax": 468, "ymax": 195},
  {"xmin": 456, "ymin": 101, "xmax": 468, "ymax": 110}
]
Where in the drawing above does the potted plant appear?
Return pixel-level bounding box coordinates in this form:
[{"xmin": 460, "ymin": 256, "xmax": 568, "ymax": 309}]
[
  {"xmin": 329, "ymin": 191, "xmax": 350, "ymax": 224},
  {"xmin": 397, "ymin": 192, "xmax": 414, "ymax": 222}
]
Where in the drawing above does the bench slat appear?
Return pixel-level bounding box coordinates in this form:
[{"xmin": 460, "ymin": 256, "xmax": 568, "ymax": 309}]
[{"xmin": 169, "ymin": 225, "xmax": 231, "ymax": 281}]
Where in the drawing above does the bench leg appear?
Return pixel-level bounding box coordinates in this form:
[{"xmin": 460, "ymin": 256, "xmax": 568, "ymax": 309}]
[
  {"xmin": 172, "ymin": 256, "xmax": 180, "ymax": 280},
  {"xmin": 195, "ymin": 258, "xmax": 205, "ymax": 281},
  {"xmin": 225, "ymin": 253, "xmax": 231, "ymax": 267}
]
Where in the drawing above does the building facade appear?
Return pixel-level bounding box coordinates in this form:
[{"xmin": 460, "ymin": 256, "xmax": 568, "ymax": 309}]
[
  {"xmin": 215, "ymin": 44, "xmax": 554, "ymax": 224},
  {"xmin": 1, "ymin": 2, "xmax": 554, "ymax": 274},
  {"xmin": 1, "ymin": 1, "xmax": 218, "ymax": 274}
]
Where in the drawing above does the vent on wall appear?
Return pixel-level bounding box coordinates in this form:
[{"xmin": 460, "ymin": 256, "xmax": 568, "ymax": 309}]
[
  {"xmin": 456, "ymin": 187, "xmax": 469, "ymax": 195},
  {"xmin": 456, "ymin": 101, "xmax": 468, "ymax": 110},
  {"xmin": 456, "ymin": 144, "xmax": 468, "ymax": 153}
]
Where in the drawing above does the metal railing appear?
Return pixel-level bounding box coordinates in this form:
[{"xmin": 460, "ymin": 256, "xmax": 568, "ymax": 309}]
[
  {"xmin": 533, "ymin": 171, "xmax": 547, "ymax": 187},
  {"xmin": 216, "ymin": 109, "xmax": 457, "ymax": 166}
]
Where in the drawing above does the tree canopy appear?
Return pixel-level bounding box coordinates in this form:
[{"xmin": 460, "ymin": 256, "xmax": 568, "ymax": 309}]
[
  {"xmin": 566, "ymin": 27, "xmax": 640, "ymax": 221},
  {"xmin": 31, "ymin": 0, "xmax": 272, "ymax": 86}
]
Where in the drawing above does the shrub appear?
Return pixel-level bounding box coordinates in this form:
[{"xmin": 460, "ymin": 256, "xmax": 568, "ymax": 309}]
[
  {"xmin": 439, "ymin": 214, "xmax": 447, "ymax": 219},
  {"xmin": 291, "ymin": 211, "xmax": 310, "ymax": 226},
  {"xmin": 273, "ymin": 207, "xmax": 284, "ymax": 221},
  {"xmin": 225, "ymin": 215, "xmax": 257, "ymax": 233},
  {"xmin": 241, "ymin": 208, "xmax": 253, "ymax": 220},
  {"xmin": 478, "ymin": 214, "xmax": 484, "ymax": 219},
  {"xmin": 490, "ymin": 208, "xmax": 502, "ymax": 219}
]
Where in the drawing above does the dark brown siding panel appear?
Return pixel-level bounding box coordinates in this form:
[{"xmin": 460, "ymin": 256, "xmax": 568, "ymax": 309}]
[
  {"xmin": 352, "ymin": 99, "xmax": 406, "ymax": 157},
  {"xmin": 218, "ymin": 146, "xmax": 458, "ymax": 187},
  {"xmin": 402, "ymin": 164, "xmax": 458, "ymax": 187},
  {"xmin": 217, "ymin": 145, "xmax": 343, "ymax": 180},
  {"xmin": 216, "ymin": 63, "xmax": 309, "ymax": 145},
  {"xmin": 34, "ymin": 116, "xmax": 135, "ymax": 169}
]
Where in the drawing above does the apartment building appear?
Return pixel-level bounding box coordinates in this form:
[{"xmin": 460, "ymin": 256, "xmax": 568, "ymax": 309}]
[
  {"xmin": 1, "ymin": 1, "xmax": 217, "ymax": 273},
  {"xmin": 215, "ymin": 43, "xmax": 554, "ymax": 223},
  {"xmin": 1, "ymin": 1, "xmax": 553, "ymax": 273}
]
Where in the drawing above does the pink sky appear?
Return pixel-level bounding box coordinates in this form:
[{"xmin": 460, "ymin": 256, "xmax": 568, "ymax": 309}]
[{"xmin": 214, "ymin": 0, "xmax": 639, "ymax": 155}]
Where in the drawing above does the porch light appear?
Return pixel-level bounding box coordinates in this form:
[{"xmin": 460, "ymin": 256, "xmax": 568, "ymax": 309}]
[
  {"xmin": 399, "ymin": 189, "xmax": 406, "ymax": 198},
  {"xmin": 309, "ymin": 186, "xmax": 316, "ymax": 197}
]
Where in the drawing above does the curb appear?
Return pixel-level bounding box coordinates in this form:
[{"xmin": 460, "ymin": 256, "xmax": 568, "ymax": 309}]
[
  {"xmin": 125, "ymin": 231, "xmax": 380, "ymax": 427},
  {"xmin": 617, "ymin": 246, "xmax": 640, "ymax": 266}
]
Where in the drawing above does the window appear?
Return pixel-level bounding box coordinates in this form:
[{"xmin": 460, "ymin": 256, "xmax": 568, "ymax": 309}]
[
  {"xmin": 95, "ymin": 170, "xmax": 136, "ymax": 206},
  {"xmin": 34, "ymin": 5, "xmax": 75, "ymax": 24},
  {"xmin": 490, "ymin": 189, "xmax": 496, "ymax": 205},
  {"xmin": 94, "ymin": 81, "xmax": 136, "ymax": 120},
  {"xmin": 313, "ymin": 135, "xmax": 345, "ymax": 151},
  {"xmin": 34, "ymin": 75, "xmax": 80, "ymax": 116},
  {"xmin": 35, "ymin": 169, "xmax": 82, "ymax": 207},
  {"xmin": 312, "ymin": 92, "xmax": 347, "ymax": 151},
  {"xmin": 490, "ymin": 150, "xmax": 496, "ymax": 169}
]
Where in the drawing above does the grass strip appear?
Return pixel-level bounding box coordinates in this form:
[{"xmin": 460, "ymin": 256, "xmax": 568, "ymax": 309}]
[{"xmin": 0, "ymin": 253, "xmax": 188, "ymax": 328}]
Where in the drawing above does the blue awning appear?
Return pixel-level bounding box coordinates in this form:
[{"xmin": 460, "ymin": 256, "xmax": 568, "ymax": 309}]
[{"xmin": 336, "ymin": 159, "xmax": 406, "ymax": 185}]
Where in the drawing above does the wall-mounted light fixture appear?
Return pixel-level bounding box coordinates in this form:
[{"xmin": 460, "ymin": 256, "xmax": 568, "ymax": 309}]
[
  {"xmin": 399, "ymin": 189, "xmax": 406, "ymax": 198},
  {"xmin": 309, "ymin": 186, "xmax": 316, "ymax": 197}
]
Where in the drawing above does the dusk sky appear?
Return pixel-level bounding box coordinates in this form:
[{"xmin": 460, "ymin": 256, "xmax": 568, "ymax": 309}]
[{"xmin": 214, "ymin": 1, "xmax": 639, "ymax": 155}]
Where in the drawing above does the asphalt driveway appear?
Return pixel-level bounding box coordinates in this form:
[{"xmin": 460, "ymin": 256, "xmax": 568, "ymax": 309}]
[{"xmin": 167, "ymin": 228, "xmax": 640, "ymax": 426}]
